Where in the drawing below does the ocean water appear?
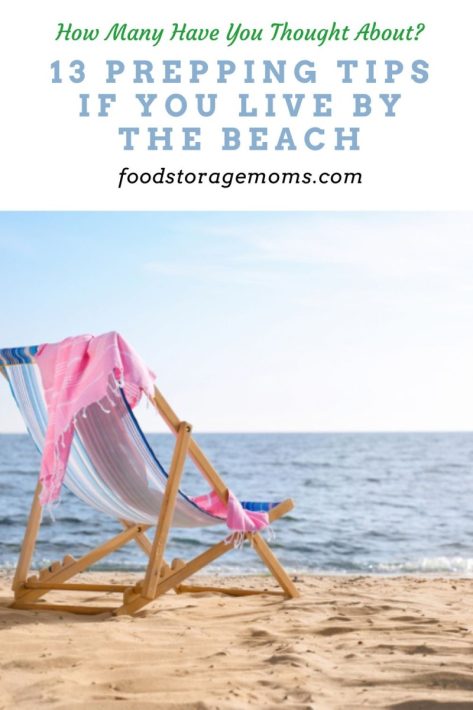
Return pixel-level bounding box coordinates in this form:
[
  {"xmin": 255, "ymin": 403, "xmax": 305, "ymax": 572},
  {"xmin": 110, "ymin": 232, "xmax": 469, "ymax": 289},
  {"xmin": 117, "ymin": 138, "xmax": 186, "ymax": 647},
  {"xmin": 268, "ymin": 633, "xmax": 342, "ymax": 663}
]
[{"xmin": 1, "ymin": 432, "xmax": 473, "ymax": 576}]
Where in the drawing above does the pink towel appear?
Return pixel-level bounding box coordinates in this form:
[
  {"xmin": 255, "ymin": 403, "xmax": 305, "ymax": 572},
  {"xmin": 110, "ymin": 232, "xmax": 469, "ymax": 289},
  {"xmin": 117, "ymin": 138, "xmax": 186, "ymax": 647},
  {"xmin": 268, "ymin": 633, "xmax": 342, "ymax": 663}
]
[
  {"xmin": 192, "ymin": 490, "xmax": 269, "ymax": 532},
  {"xmin": 35, "ymin": 332, "xmax": 156, "ymax": 506}
]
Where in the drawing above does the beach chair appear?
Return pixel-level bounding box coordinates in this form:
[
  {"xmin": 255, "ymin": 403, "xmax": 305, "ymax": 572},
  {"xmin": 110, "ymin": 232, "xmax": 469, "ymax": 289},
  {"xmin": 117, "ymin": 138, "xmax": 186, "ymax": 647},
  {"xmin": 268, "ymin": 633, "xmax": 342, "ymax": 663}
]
[{"xmin": 0, "ymin": 343, "xmax": 297, "ymax": 615}]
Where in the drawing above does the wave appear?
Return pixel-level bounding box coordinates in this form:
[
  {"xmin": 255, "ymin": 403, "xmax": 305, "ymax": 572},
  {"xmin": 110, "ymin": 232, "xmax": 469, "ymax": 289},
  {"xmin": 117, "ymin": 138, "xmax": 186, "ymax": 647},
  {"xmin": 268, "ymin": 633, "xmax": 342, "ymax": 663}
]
[{"xmin": 372, "ymin": 556, "xmax": 473, "ymax": 575}]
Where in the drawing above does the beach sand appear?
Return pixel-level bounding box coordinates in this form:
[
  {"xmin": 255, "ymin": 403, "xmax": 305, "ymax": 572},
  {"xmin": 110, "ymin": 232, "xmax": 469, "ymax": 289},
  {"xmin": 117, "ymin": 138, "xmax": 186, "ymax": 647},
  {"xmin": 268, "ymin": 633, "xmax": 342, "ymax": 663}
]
[{"xmin": 1, "ymin": 572, "xmax": 473, "ymax": 709}]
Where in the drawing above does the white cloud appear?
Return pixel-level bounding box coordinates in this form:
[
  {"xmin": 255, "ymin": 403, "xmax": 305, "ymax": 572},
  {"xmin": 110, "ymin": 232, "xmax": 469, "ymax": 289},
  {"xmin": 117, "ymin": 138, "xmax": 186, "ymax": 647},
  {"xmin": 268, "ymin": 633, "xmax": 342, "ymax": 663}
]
[
  {"xmin": 144, "ymin": 213, "xmax": 473, "ymax": 292},
  {"xmin": 243, "ymin": 213, "xmax": 473, "ymax": 278}
]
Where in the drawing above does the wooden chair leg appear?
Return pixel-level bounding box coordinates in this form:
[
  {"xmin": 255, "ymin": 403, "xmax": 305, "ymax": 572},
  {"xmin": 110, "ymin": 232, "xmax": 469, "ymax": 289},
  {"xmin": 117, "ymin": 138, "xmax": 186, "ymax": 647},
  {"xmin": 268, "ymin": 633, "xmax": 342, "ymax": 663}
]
[
  {"xmin": 142, "ymin": 421, "xmax": 192, "ymax": 600},
  {"xmin": 251, "ymin": 533, "xmax": 299, "ymax": 598},
  {"xmin": 12, "ymin": 481, "xmax": 43, "ymax": 593}
]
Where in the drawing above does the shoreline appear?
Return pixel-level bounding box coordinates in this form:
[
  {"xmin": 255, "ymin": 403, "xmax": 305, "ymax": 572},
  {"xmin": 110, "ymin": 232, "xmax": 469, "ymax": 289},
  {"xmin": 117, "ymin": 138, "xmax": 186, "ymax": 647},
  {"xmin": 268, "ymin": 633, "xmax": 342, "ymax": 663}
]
[
  {"xmin": 1, "ymin": 572, "xmax": 473, "ymax": 708},
  {"xmin": 2, "ymin": 567, "xmax": 473, "ymax": 579}
]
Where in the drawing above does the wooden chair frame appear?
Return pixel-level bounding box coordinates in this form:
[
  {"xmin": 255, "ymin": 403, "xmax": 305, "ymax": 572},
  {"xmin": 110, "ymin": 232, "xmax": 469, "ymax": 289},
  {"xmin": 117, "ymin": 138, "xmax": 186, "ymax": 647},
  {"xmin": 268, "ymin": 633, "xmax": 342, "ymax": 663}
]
[{"xmin": 3, "ymin": 377, "xmax": 298, "ymax": 615}]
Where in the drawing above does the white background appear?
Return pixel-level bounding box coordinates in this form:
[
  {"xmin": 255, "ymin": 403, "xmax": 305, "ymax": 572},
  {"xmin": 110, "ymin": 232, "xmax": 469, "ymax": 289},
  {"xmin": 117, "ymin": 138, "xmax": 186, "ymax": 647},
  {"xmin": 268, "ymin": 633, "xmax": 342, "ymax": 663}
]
[{"xmin": 0, "ymin": 0, "xmax": 471, "ymax": 210}]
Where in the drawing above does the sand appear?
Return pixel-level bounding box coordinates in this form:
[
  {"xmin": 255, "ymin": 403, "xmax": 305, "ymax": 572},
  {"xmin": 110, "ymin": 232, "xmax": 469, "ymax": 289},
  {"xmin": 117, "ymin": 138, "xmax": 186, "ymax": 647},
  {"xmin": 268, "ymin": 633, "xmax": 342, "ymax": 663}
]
[{"xmin": 1, "ymin": 572, "xmax": 473, "ymax": 709}]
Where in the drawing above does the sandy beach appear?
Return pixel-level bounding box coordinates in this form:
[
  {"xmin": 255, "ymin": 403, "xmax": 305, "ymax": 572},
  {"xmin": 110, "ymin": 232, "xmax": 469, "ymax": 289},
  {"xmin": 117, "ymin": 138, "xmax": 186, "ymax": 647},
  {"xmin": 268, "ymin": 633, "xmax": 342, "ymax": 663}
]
[{"xmin": 1, "ymin": 572, "xmax": 473, "ymax": 709}]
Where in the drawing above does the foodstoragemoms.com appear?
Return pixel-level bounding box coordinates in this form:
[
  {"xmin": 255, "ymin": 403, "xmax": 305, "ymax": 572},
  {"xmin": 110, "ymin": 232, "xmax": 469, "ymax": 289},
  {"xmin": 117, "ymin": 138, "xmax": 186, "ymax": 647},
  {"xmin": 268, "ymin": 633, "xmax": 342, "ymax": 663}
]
[{"xmin": 117, "ymin": 167, "xmax": 362, "ymax": 189}]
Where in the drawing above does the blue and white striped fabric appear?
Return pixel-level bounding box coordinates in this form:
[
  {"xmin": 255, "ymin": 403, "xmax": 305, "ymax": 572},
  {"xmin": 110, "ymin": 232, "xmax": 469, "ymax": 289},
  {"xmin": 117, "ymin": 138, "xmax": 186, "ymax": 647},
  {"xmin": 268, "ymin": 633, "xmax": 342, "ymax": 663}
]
[{"xmin": 0, "ymin": 347, "xmax": 277, "ymax": 528}]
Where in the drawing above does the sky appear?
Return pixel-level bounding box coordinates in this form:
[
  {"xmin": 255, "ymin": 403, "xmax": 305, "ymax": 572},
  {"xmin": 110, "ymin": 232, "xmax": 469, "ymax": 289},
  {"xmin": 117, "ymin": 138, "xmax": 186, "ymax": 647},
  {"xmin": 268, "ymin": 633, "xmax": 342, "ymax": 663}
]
[{"xmin": 0, "ymin": 211, "xmax": 472, "ymax": 433}]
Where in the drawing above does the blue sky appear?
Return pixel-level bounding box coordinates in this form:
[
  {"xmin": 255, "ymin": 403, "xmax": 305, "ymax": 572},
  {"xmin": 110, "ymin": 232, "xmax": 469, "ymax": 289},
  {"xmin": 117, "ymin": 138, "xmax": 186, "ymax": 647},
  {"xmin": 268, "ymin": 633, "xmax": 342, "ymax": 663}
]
[{"xmin": 1, "ymin": 212, "xmax": 472, "ymax": 432}]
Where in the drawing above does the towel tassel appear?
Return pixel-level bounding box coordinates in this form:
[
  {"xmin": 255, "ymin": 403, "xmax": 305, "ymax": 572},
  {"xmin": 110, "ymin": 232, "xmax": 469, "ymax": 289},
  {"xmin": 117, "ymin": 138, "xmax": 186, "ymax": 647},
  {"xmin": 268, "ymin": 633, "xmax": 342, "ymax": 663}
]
[
  {"xmin": 264, "ymin": 524, "xmax": 275, "ymax": 542},
  {"xmin": 225, "ymin": 531, "xmax": 246, "ymax": 550}
]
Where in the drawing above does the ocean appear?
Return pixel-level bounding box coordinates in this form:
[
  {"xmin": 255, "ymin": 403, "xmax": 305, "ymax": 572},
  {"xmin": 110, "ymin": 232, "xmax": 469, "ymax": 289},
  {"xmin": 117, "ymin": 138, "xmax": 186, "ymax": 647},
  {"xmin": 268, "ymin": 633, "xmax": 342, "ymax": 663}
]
[{"xmin": 1, "ymin": 432, "xmax": 473, "ymax": 576}]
